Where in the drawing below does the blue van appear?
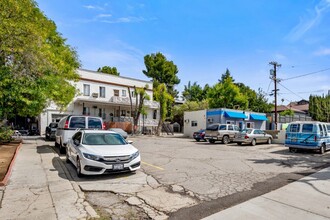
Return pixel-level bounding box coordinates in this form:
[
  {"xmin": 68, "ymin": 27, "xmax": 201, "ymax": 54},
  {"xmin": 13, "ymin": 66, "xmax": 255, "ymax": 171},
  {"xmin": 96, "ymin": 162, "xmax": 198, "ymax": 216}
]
[{"xmin": 285, "ymin": 121, "xmax": 330, "ymax": 154}]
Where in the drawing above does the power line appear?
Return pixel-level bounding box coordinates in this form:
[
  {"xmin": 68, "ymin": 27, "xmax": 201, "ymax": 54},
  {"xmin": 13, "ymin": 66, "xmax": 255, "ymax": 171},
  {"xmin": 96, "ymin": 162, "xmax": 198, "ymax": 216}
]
[
  {"xmin": 278, "ymin": 90, "xmax": 328, "ymax": 95},
  {"xmin": 278, "ymin": 82, "xmax": 305, "ymax": 100},
  {"xmin": 281, "ymin": 67, "xmax": 330, "ymax": 81},
  {"xmin": 266, "ymin": 79, "xmax": 272, "ymax": 94}
]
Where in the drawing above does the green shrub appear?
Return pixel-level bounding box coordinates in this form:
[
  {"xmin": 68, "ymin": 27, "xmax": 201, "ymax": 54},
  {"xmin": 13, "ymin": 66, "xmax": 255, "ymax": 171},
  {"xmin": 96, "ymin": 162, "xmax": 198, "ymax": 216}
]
[{"xmin": 0, "ymin": 126, "xmax": 13, "ymax": 143}]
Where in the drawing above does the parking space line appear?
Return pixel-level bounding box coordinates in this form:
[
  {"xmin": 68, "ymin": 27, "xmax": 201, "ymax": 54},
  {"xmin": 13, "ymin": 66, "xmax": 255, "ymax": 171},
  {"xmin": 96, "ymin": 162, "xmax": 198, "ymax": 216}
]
[{"xmin": 141, "ymin": 161, "xmax": 164, "ymax": 170}]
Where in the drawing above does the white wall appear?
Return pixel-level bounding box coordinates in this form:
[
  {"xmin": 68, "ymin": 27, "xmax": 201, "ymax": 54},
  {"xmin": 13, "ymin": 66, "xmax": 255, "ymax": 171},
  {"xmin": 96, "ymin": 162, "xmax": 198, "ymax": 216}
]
[
  {"xmin": 39, "ymin": 69, "xmax": 159, "ymax": 134},
  {"xmin": 184, "ymin": 110, "xmax": 207, "ymax": 137},
  {"xmin": 76, "ymin": 69, "xmax": 154, "ymax": 101}
]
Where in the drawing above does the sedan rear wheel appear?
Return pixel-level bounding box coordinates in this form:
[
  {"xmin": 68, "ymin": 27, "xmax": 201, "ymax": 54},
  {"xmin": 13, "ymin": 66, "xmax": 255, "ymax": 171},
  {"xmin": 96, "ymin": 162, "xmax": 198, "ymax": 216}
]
[
  {"xmin": 251, "ymin": 139, "xmax": 256, "ymax": 146},
  {"xmin": 76, "ymin": 157, "xmax": 83, "ymax": 177}
]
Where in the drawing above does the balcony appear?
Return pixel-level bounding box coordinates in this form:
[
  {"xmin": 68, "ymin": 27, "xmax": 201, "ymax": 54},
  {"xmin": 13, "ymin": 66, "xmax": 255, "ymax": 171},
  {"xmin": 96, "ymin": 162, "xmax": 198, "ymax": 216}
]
[
  {"xmin": 74, "ymin": 96, "xmax": 159, "ymax": 109},
  {"xmin": 110, "ymin": 96, "xmax": 159, "ymax": 109}
]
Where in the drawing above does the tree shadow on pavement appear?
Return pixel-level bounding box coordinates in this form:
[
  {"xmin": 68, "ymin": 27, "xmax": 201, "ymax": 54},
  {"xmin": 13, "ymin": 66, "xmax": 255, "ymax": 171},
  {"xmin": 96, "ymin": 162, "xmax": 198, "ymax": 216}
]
[{"xmin": 248, "ymin": 151, "xmax": 330, "ymax": 170}]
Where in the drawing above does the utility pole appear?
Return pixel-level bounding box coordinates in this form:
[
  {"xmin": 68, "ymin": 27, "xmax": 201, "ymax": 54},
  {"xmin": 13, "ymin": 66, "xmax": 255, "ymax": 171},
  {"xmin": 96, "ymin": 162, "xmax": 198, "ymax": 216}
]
[{"xmin": 269, "ymin": 61, "xmax": 281, "ymax": 130}]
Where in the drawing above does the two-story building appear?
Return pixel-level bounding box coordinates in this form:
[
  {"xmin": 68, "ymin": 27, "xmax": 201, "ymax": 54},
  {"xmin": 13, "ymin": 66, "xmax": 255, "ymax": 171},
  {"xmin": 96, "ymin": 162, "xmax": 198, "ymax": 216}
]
[{"xmin": 39, "ymin": 69, "xmax": 159, "ymax": 135}]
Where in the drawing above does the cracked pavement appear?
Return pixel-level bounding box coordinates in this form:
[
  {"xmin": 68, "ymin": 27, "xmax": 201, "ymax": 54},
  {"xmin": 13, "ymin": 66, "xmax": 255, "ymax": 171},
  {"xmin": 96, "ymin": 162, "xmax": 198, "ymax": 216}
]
[
  {"xmin": 1, "ymin": 136, "xmax": 330, "ymax": 219},
  {"xmin": 0, "ymin": 139, "xmax": 98, "ymax": 220}
]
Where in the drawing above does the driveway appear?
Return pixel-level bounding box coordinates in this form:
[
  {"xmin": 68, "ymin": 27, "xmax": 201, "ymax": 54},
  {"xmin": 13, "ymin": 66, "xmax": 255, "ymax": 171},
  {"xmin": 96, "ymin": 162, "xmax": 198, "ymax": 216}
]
[{"xmin": 53, "ymin": 136, "xmax": 330, "ymax": 219}]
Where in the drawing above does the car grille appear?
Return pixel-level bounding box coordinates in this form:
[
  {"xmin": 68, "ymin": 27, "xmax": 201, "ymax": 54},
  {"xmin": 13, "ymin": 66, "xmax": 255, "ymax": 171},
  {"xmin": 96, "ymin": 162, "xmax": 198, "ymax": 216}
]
[
  {"xmin": 101, "ymin": 155, "xmax": 131, "ymax": 164},
  {"xmin": 104, "ymin": 167, "xmax": 130, "ymax": 174}
]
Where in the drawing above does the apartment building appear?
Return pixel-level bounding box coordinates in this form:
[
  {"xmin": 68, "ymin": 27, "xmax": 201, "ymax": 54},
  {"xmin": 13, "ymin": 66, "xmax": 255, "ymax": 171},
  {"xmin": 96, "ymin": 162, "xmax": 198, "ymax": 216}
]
[{"xmin": 39, "ymin": 69, "xmax": 159, "ymax": 134}]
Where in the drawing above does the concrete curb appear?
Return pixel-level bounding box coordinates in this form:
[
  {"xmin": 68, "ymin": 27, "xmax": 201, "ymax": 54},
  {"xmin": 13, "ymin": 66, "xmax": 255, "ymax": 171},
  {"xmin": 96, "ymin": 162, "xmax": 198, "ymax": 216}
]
[{"xmin": 0, "ymin": 142, "xmax": 22, "ymax": 186}]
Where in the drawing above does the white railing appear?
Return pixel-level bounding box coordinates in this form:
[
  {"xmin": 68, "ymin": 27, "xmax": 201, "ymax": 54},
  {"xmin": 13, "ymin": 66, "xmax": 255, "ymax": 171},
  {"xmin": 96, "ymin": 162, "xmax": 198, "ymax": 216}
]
[
  {"xmin": 138, "ymin": 119, "xmax": 158, "ymax": 126},
  {"xmin": 110, "ymin": 96, "xmax": 159, "ymax": 109}
]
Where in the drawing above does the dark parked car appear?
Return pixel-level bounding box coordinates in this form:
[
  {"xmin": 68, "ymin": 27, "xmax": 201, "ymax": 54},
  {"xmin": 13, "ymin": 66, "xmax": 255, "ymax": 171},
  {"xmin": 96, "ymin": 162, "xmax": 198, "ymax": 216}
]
[
  {"xmin": 45, "ymin": 122, "xmax": 58, "ymax": 140},
  {"xmin": 193, "ymin": 129, "xmax": 206, "ymax": 142}
]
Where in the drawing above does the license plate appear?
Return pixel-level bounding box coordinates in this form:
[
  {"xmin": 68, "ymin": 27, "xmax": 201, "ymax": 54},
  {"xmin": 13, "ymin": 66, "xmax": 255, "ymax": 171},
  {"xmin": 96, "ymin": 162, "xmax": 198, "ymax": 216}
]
[{"xmin": 113, "ymin": 164, "xmax": 124, "ymax": 170}]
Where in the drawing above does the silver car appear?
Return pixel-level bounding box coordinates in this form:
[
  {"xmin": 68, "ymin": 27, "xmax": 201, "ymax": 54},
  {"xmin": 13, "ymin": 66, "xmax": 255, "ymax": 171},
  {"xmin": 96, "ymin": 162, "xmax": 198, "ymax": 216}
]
[{"xmin": 234, "ymin": 129, "xmax": 272, "ymax": 146}]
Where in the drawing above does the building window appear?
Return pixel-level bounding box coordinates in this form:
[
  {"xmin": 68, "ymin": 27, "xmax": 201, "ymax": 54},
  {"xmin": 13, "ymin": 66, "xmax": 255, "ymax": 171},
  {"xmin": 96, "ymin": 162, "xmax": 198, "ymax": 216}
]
[
  {"xmin": 246, "ymin": 122, "xmax": 254, "ymax": 128},
  {"xmin": 191, "ymin": 121, "xmax": 198, "ymax": 127},
  {"xmin": 114, "ymin": 89, "xmax": 119, "ymax": 97},
  {"xmin": 121, "ymin": 110, "xmax": 126, "ymax": 116},
  {"xmin": 131, "ymin": 91, "xmax": 135, "ymax": 98},
  {"xmin": 83, "ymin": 106, "xmax": 90, "ymax": 115},
  {"xmin": 122, "ymin": 90, "xmax": 127, "ymax": 97},
  {"xmin": 98, "ymin": 108, "xmax": 106, "ymax": 119},
  {"xmin": 153, "ymin": 110, "xmax": 157, "ymax": 119},
  {"xmin": 226, "ymin": 120, "xmax": 235, "ymax": 124},
  {"xmin": 83, "ymin": 84, "xmax": 90, "ymax": 96},
  {"xmin": 99, "ymin": 87, "xmax": 105, "ymax": 98}
]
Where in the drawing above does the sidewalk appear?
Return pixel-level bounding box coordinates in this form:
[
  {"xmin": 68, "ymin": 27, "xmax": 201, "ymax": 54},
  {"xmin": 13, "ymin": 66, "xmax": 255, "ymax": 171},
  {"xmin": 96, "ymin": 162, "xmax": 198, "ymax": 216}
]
[
  {"xmin": 0, "ymin": 139, "xmax": 98, "ymax": 220},
  {"xmin": 203, "ymin": 166, "xmax": 330, "ymax": 220}
]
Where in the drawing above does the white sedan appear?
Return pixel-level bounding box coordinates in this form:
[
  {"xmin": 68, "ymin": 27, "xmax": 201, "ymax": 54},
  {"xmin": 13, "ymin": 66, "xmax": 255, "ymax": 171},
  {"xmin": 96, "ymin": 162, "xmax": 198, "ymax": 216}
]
[{"xmin": 66, "ymin": 130, "xmax": 140, "ymax": 177}]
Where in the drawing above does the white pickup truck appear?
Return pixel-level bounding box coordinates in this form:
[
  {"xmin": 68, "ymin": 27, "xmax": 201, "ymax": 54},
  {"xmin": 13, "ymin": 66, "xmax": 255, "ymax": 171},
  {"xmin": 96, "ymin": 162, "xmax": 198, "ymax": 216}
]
[{"xmin": 204, "ymin": 123, "xmax": 240, "ymax": 144}]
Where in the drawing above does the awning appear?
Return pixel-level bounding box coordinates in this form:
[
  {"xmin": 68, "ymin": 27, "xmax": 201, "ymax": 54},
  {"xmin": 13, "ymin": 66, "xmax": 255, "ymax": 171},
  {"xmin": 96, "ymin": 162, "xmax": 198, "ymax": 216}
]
[
  {"xmin": 224, "ymin": 111, "xmax": 247, "ymax": 119},
  {"xmin": 250, "ymin": 114, "xmax": 267, "ymax": 121}
]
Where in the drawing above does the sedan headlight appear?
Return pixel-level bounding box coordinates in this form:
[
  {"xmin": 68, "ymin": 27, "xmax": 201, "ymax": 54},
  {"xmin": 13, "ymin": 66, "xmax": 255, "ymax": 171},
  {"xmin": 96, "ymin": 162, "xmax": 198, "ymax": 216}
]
[
  {"xmin": 83, "ymin": 153, "xmax": 102, "ymax": 161},
  {"xmin": 130, "ymin": 151, "xmax": 140, "ymax": 160}
]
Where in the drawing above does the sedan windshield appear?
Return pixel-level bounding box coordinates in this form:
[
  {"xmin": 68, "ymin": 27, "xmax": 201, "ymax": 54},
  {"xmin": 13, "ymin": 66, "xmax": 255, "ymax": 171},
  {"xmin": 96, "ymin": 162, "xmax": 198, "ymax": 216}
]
[{"xmin": 82, "ymin": 133, "xmax": 127, "ymax": 145}]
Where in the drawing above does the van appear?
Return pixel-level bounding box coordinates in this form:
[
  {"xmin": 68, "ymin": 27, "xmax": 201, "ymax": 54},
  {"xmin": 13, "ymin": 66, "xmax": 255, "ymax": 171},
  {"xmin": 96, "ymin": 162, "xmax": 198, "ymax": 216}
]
[
  {"xmin": 55, "ymin": 115, "xmax": 105, "ymax": 153},
  {"xmin": 285, "ymin": 121, "xmax": 330, "ymax": 154}
]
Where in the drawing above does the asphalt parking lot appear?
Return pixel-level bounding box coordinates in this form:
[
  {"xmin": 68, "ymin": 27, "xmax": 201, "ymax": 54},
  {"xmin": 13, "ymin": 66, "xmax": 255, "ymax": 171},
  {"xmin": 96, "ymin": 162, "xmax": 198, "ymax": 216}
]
[{"xmin": 53, "ymin": 136, "xmax": 330, "ymax": 219}]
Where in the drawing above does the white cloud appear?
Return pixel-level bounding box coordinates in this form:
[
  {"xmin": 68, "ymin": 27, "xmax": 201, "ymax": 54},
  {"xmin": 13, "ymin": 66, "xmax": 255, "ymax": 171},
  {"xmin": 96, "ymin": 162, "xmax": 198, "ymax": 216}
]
[
  {"xmin": 100, "ymin": 16, "xmax": 146, "ymax": 24},
  {"xmin": 314, "ymin": 48, "xmax": 330, "ymax": 56},
  {"xmin": 286, "ymin": 0, "xmax": 330, "ymax": 41},
  {"xmin": 97, "ymin": 14, "xmax": 112, "ymax": 18},
  {"xmin": 83, "ymin": 5, "xmax": 104, "ymax": 11}
]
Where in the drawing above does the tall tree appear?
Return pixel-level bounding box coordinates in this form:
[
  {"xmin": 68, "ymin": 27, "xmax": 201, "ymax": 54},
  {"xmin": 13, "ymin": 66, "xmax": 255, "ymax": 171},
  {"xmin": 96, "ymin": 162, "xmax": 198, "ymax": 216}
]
[
  {"xmin": 236, "ymin": 84, "xmax": 272, "ymax": 113},
  {"xmin": 0, "ymin": 0, "xmax": 80, "ymax": 121},
  {"xmin": 143, "ymin": 52, "xmax": 180, "ymax": 129},
  {"xmin": 207, "ymin": 77, "xmax": 248, "ymax": 109},
  {"xmin": 143, "ymin": 52, "xmax": 180, "ymax": 98},
  {"xmin": 219, "ymin": 68, "xmax": 234, "ymax": 83},
  {"xmin": 182, "ymin": 81, "xmax": 204, "ymax": 101},
  {"xmin": 309, "ymin": 94, "xmax": 330, "ymax": 122},
  {"xmin": 97, "ymin": 66, "xmax": 120, "ymax": 76}
]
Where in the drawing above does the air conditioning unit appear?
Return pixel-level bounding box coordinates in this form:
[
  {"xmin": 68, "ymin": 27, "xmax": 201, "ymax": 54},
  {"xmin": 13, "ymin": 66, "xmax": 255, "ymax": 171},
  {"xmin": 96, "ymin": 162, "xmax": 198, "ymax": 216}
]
[
  {"xmin": 207, "ymin": 118, "xmax": 213, "ymax": 123},
  {"xmin": 92, "ymin": 93, "xmax": 98, "ymax": 98}
]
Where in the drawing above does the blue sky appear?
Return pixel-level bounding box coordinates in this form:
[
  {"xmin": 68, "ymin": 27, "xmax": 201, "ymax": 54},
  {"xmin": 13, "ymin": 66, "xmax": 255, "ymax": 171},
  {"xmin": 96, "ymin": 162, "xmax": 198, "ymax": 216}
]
[{"xmin": 36, "ymin": 0, "xmax": 330, "ymax": 104}]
